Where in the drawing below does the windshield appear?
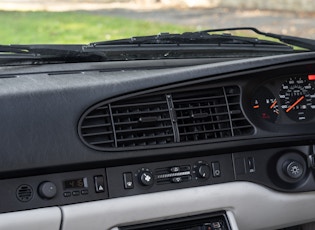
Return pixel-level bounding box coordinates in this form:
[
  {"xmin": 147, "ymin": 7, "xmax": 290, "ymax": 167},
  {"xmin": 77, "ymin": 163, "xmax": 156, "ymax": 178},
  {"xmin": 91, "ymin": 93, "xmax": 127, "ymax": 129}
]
[{"xmin": 1, "ymin": 1, "xmax": 315, "ymax": 65}]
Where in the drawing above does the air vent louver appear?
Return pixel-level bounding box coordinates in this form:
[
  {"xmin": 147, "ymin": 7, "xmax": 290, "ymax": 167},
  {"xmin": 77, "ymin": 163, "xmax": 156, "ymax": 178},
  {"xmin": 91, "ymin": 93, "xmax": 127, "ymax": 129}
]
[
  {"xmin": 173, "ymin": 87, "xmax": 233, "ymax": 142},
  {"xmin": 80, "ymin": 105, "xmax": 115, "ymax": 149},
  {"xmin": 111, "ymin": 95, "xmax": 174, "ymax": 147},
  {"xmin": 79, "ymin": 85, "xmax": 253, "ymax": 150}
]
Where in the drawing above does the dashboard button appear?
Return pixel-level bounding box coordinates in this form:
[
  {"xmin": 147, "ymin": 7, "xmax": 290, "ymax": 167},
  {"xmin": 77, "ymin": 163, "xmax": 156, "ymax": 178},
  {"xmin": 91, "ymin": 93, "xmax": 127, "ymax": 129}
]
[
  {"xmin": 81, "ymin": 189, "xmax": 89, "ymax": 195},
  {"xmin": 170, "ymin": 166, "xmax": 180, "ymax": 173},
  {"xmin": 72, "ymin": 190, "xmax": 80, "ymax": 196},
  {"xmin": 211, "ymin": 162, "xmax": 221, "ymax": 177},
  {"xmin": 94, "ymin": 175, "xmax": 105, "ymax": 193},
  {"xmin": 171, "ymin": 177, "xmax": 182, "ymax": 183},
  {"xmin": 63, "ymin": 191, "xmax": 71, "ymax": 197},
  {"xmin": 123, "ymin": 172, "xmax": 134, "ymax": 189}
]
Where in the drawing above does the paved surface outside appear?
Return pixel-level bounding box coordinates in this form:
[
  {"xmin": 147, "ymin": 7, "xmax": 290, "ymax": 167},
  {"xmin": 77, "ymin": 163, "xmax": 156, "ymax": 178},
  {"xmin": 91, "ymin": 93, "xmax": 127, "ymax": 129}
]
[{"xmin": 1, "ymin": 1, "xmax": 315, "ymax": 38}]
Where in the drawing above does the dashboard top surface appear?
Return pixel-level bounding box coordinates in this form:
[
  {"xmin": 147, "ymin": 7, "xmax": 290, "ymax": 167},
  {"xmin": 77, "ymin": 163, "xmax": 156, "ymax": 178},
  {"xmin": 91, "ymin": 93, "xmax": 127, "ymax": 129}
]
[{"xmin": 1, "ymin": 52, "xmax": 315, "ymax": 176}]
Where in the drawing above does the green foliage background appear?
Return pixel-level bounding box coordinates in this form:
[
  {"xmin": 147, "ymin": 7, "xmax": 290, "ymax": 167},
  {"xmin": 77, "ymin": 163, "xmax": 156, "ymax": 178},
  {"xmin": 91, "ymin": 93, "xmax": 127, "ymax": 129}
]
[{"xmin": 0, "ymin": 11, "xmax": 193, "ymax": 44}]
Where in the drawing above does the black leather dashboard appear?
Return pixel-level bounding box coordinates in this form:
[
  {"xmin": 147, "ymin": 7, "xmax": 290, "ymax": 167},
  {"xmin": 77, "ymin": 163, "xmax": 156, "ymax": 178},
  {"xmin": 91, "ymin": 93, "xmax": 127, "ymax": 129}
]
[{"xmin": 1, "ymin": 52, "xmax": 315, "ymax": 229}]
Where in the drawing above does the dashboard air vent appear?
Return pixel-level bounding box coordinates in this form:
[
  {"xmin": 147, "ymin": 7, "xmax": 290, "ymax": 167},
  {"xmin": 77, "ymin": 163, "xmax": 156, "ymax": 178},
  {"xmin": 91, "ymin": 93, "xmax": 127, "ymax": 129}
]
[
  {"xmin": 79, "ymin": 105, "xmax": 115, "ymax": 149},
  {"xmin": 173, "ymin": 87, "xmax": 233, "ymax": 142},
  {"xmin": 111, "ymin": 95, "xmax": 174, "ymax": 147},
  {"xmin": 174, "ymin": 86, "xmax": 252, "ymax": 142},
  {"xmin": 78, "ymin": 85, "xmax": 253, "ymax": 150}
]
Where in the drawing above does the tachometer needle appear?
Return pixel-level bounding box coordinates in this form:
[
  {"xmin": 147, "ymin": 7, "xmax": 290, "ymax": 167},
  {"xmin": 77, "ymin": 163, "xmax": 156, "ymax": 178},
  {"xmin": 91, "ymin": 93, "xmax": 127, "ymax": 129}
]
[
  {"xmin": 270, "ymin": 100, "xmax": 277, "ymax": 109},
  {"xmin": 286, "ymin": 96, "xmax": 305, "ymax": 113}
]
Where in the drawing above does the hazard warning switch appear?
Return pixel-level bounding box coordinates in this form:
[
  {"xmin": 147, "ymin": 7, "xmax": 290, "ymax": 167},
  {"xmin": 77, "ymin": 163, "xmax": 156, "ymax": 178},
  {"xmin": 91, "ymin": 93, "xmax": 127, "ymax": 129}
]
[{"xmin": 94, "ymin": 175, "xmax": 105, "ymax": 193}]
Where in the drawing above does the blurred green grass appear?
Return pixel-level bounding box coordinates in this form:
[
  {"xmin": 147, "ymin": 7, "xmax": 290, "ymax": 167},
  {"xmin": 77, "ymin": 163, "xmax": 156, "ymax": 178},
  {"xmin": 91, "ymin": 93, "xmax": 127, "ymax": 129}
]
[{"xmin": 0, "ymin": 11, "xmax": 193, "ymax": 44}]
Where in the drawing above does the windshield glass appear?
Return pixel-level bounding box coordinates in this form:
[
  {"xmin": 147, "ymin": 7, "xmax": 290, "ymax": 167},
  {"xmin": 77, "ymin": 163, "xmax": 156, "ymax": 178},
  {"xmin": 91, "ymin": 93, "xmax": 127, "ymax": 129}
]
[{"xmin": 0, "ymin": 0, "xmax": 314, "ymax": 64}]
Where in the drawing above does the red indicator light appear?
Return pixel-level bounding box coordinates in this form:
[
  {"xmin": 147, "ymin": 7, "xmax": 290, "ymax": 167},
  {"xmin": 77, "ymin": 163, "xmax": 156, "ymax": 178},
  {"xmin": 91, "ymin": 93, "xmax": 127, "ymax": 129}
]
[{"xmin": 308, "ymin": 75, "xmax": 315, "ymax": 81}]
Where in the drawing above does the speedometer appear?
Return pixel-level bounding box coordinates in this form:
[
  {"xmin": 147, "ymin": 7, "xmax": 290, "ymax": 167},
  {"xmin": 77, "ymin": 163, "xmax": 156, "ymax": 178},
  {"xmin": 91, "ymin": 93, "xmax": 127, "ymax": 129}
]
[{"xmin": 279, "ymin": 76, "xmax": 315, "ymax": 121}]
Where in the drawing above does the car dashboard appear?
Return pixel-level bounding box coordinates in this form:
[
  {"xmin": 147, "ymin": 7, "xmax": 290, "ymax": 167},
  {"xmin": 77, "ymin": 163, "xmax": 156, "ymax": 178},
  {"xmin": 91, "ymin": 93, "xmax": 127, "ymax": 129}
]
[{"xmin": 1, "ymin": 52, "xmax": 315, "ymax": 230}]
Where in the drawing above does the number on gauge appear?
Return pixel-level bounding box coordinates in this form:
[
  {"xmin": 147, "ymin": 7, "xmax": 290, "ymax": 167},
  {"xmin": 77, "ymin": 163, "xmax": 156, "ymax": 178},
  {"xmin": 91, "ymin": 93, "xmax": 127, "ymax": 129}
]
[{"xmin": 279, "ymin": 76, "xmax": 315, "ymax": 121}]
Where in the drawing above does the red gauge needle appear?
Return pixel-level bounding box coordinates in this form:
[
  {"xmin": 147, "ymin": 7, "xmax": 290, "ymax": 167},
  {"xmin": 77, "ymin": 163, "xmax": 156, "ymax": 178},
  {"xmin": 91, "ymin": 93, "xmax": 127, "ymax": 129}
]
[
  {"xmin": 286, "ymin": 96, "xmax": 304, "ymax": 113},
  {"xmin": 270, "ymin": 100, "xmax": 277, "ymax": 109}
]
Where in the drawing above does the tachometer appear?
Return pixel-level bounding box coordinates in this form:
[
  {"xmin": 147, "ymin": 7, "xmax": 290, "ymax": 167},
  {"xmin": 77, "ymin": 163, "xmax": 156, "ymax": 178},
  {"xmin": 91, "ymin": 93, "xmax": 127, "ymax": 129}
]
[{"xmin": 279, "ymin": 76, "xmax": 315, "ymax": 121}]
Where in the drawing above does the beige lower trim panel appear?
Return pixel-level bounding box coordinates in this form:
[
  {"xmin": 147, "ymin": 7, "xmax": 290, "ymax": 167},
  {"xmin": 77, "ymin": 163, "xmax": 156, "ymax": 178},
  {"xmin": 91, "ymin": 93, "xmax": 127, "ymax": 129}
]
[{"xmin": 60, "ymin": 181, "xmax": 315, "ymax": 230}]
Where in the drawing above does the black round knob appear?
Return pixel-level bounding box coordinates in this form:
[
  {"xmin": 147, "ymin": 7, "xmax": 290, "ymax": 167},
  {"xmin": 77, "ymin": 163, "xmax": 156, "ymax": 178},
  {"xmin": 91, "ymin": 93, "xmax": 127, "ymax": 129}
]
[
  {"xmin": 284, "ymin": 160, "xmax": 304, "ymax": 179},
  {"xmin": 38, "ymin": 182, "xmax": 57, "ymax": 199},
  {"xmin": 139, "ymin": 171, "xmax": 154, "ymax": 186},
  {"xmin": 196, "ymin": 164, "xmax": 210, "ymax": 179}
]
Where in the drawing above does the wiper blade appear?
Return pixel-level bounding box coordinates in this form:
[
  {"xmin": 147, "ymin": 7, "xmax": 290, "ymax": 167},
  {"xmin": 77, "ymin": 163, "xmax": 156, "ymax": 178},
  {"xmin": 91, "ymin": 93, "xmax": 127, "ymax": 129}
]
[
  {"xmin": 90, "ymin": 27, "xmax": 315, "ymax": 51},
  {"xmin": 91, "ymin": 30, "xmax": 291, "ymax": 48},
  {"xmin": 198, "ymin": 27, "xmax": 315, "ymax": 51}
]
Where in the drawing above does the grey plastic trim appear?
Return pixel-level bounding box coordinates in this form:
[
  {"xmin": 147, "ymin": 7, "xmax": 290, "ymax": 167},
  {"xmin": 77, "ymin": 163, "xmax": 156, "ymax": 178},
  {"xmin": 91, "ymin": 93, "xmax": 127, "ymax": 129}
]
[
  {"xmin": 60, "ymin": 182, "xmax": 315, "ymax": 230},
  {"xmin": 0, "ymin": 207, "xmax": 62, "ymax": 230}
]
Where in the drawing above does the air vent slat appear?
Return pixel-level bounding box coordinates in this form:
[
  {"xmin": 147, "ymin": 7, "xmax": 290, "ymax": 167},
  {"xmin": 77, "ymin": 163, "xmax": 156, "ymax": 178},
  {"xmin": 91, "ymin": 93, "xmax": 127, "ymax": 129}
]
[
  {"xmin": 117, "ymin": 134, "xmax": 174, "ymax": 143},
  {"xmin": 90, "ymin": 140, "xmax": 115, "ymax": 145},
  {"xmin": 116, "ymin": 125, "xmax": 173, "ymax": 134},
  {"xmin": 112, "ymin": 109, "xmax": 169, "ymax": 117},
  {"xmin": 173, "ymin": 95, "xmax": 225, "ymax": 103},
  {"xmin": 113, "ymin": 117, "xmax": 171, "ymax": 126},
  {"xmin": 179, "ymin": 127, "xmax": 232, "ymax": 136},
  {"xmin": 178, "ymin": 119, "xmax": 231, "ymax": 128},
  {"xmin": 81, "ymin": 123, "xmax": 112, "ymax": 129},
  {"xmin": 85, "ymin": 114, "xmax": 110, "ymax": 119},
  {"xmin": 111, "ymin": 101, "xmax": 166, "ymax": 109},
  {"xmin": 82, "ymin": 131, "xmax": 113, "ymax": 137},
  {"xmin": 174, "ymin": 104, "xmax": 228, "ymax": 112}
]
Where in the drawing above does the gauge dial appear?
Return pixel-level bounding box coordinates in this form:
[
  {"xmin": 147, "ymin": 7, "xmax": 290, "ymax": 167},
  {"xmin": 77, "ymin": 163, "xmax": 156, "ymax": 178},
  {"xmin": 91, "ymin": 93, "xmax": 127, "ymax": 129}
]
[
  {"xmin": 279, "ymin": 76, "xmax": 315, "ymax": 121},
  {"xmin": 252, "ymin": 87, "xmax": 279, "ymax": 123}
]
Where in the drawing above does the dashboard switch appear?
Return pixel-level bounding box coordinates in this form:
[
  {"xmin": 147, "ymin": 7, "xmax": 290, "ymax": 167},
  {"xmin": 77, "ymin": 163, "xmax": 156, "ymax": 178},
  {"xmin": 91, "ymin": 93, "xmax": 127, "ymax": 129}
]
[
  {"xmin": 211, "ymin": 162, "xmax": 221, "ymax": 177},
  {"xmin": 247, "ymin": 157, "xmax": 256, "ymax": 173},
  {"xmin": 123, "ymin": 172, "xmax": 134, "ymax": 189},
  {"xmin": 94, "ymin": 175, "xmax": 105, "ymax": 193}
]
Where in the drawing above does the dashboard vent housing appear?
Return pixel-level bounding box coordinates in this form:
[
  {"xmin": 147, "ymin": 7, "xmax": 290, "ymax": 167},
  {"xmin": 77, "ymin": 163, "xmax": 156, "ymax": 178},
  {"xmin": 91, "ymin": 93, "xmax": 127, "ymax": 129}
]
[{"xmin": 78, "ymin": 85, "xmax": 253, "ymax": 150}]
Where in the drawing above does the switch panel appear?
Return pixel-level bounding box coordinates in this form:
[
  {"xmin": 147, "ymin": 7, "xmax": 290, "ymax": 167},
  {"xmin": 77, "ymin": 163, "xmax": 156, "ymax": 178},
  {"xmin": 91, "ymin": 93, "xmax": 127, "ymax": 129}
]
[{"xmin": 106, "ymin": 154, "xmax": 234, "ymax": 198}]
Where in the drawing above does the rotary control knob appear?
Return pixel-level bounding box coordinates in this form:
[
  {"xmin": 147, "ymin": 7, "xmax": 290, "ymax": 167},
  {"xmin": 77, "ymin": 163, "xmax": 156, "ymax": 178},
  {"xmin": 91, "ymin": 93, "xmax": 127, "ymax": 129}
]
[
  {"xmin": 38, "ymin": 181, "xmax": 57, "ymax": 199},
  {"xmin": 284, "ymin": 160, "xmax": 304, "ymax": 179},
  {"xmin": 196, "ymin": 163, "xmax": 211, "ymax": 179},
  {"xmin": 138, "ymin": 170, "xmax": 154, "ymax": 186}
]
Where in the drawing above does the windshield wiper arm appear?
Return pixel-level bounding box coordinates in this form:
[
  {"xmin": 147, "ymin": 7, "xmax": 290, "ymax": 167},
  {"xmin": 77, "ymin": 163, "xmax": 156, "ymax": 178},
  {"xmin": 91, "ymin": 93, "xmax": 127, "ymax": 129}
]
[
  {"xmin": 0, "ymin": 44, "xmax": 107, "ymax": 65},
  {"xmin": 199, "ymin": 27, "xmax": 315, "ymax": 51}
]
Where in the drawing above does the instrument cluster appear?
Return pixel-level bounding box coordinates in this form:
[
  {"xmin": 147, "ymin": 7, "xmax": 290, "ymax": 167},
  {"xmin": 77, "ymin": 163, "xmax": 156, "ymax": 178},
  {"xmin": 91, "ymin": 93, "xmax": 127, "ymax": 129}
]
[{"xmin": 250, "ymin": 74, "xmax": 315, "ymax": 124}]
